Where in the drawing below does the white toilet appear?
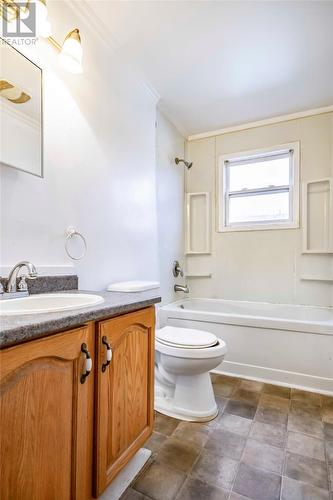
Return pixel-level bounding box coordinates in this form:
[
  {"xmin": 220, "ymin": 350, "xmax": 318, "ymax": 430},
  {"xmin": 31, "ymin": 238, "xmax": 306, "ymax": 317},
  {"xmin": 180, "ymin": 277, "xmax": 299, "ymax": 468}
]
[{"xmin": 155, "ymin": 326, "xmax": 227, "ymax": 422}]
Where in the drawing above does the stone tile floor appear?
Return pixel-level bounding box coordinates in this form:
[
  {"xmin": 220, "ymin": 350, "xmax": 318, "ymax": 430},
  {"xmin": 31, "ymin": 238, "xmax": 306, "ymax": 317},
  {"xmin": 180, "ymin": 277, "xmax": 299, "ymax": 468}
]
[{"xmin": 121, "ymin": 375, "xmax": 333, "ymax": 500}]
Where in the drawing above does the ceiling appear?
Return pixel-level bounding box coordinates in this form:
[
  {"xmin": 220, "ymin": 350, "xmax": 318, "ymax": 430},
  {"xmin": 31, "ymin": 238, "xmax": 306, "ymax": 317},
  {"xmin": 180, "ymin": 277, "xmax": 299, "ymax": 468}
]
[{"xmin": 88, "ymin": 1, "xmax": 333, "ymax": 136}]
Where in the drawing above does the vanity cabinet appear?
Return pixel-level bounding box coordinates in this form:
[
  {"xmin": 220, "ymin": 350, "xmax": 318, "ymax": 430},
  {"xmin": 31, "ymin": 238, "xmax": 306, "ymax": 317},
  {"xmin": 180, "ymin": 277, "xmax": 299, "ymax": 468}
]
[
  {"xmin": 0, "ymin": 324, "xmax": 95, "ymax": 500},
  {"xmin": 94, "ymin": 307, "xmax": 155, "ymax": 496},
  {"xmin": 0, "ymin": 306, "xmax": 155, "ymax": 500}
]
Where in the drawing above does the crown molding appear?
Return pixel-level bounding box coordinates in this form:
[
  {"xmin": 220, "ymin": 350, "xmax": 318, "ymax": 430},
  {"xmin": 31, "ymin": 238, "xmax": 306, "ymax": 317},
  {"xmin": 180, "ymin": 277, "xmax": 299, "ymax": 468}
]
[
  {"xmin": 188, "ymin": 105, "xmax": 333, "ymax": 141},
  {"xmin": 157, "ymin": 100, "xmax": 188, "ymax": 138},
  {"xmin": 65, "ymin": 0, "xmax": 160, "ymax": 104},
  {"xmin": 66, "ymin": 0, "xmax": 118, "ymax": 52}
]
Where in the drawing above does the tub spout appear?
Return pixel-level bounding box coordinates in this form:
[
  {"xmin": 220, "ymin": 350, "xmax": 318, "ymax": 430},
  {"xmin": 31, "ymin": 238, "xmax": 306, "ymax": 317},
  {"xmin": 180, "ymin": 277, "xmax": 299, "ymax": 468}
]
[{"xmin": 174, "ymin": 284, "xmax": 189, "ymax": 293}]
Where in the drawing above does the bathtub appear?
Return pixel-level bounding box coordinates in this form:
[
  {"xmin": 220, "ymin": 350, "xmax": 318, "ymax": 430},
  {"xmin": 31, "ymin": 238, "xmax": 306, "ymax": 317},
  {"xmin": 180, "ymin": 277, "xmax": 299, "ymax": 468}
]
[{"xmin": 159, "ymin": 298, "xmax": 333, "ymax": 394}]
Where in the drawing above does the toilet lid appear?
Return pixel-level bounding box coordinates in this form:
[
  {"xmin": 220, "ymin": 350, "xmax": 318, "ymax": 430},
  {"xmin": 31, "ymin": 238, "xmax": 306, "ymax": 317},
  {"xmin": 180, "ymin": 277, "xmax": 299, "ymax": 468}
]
[{"xmin": 156, "ymin": 326, "xmax": 218, "ymax": 349}]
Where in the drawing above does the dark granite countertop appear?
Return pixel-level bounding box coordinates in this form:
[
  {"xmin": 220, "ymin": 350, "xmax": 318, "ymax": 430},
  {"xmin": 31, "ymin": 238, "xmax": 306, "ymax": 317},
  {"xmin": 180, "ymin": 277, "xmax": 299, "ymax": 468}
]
[{"xmin": 0, "ymin": 289, "xmax": 161, "ymax": 348}]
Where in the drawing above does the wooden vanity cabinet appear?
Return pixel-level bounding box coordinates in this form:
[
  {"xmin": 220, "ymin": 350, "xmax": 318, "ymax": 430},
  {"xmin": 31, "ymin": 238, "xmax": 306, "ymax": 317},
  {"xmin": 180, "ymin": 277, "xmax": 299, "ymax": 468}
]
[
  {"xmin": 94, "ymin": 306, "xmax": 155, "ymax": 497},
  {"xmin": 0, "ymin": 324, "xmax": 95, "ymax": 500},
  {"xmin": 0, "ymin": 306, "xmax": 155, "ymax": 500}
]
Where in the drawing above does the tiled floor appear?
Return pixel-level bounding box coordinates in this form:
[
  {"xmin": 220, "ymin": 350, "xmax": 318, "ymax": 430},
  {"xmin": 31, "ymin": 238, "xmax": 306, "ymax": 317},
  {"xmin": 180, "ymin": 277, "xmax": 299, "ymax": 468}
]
[{"xmin": 121, "ymin": 375, "xmax": 333, "ymax": 500}]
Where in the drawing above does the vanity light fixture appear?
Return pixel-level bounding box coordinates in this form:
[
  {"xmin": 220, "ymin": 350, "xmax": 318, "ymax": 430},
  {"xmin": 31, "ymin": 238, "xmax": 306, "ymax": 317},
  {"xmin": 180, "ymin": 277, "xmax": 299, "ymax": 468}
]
[
  {"xmin": 0, "ymin": 0, "xmax": 83, "ymax": 74},
  {"xmin": 0, "ymin": 0, "xmax": 51, "ymax": 37},
  {"xmin": 48, "ymin": 29, "xmax": 83, "ymax": 74},
  {"xmin": 0, "ymin": 0, "xmax": 28, "ymax": 23}
]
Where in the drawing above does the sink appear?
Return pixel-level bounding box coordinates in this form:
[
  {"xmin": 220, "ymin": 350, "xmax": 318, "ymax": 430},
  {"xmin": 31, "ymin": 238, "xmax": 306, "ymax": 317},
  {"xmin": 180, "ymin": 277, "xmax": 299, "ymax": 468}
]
[{"xmin": 0, "ymin": 293, "xmax": 104, "ymax": 316}]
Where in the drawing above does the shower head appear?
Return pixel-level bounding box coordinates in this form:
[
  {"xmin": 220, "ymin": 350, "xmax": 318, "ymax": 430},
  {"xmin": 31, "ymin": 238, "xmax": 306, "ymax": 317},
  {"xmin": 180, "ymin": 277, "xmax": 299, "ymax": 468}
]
[{"xmin": 175, "ymin": 157, "xmax": 193, "ymax": 169}]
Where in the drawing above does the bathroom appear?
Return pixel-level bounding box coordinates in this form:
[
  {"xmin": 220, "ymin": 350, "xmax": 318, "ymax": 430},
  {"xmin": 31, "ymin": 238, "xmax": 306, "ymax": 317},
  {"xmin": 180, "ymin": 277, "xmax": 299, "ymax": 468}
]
[{"xmin": 0, "ymin": 1, "xmax": 332, "ymax": 499}]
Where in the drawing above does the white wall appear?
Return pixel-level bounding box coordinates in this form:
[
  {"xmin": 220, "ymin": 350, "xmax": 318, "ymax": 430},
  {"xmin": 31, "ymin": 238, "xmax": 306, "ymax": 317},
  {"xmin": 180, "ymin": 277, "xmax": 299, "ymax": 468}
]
[
  {"xmin": 0, "ymin": 2, "xmax": 160, "ymax": 290},
  {"xmin": 155, "ymin": 110, "xmax": 185, "ymax": 305},
  {"xmin": 186, "ymin": 112, "xmax": 333, "ymax": 307}
]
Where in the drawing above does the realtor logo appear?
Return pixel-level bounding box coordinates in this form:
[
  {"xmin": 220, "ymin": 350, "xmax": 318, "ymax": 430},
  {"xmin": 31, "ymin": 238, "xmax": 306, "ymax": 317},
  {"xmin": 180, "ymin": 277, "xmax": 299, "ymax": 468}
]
[{"xmin": 2, "ymin": 2, "xmax": 36, "ymax": 37}]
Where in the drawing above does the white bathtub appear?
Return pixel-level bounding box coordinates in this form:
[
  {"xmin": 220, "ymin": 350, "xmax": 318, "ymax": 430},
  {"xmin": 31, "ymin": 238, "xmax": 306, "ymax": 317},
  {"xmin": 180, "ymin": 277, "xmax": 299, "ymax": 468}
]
[{"xmin": 159, "ymin": 298, "xmax": 333, "ymax": 394}]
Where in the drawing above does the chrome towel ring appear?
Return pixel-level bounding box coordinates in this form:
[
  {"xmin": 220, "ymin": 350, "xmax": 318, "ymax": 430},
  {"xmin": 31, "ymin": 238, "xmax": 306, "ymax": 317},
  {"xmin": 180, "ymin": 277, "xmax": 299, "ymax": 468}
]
[{"xmin": 65, "ymin": 226, "xmax": 87, "ymax": 260}]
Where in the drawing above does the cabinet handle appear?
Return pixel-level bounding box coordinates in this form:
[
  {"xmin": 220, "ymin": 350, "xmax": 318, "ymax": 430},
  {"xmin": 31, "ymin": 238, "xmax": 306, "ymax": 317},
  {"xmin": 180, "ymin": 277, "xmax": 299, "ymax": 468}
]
[
  {"xmin": 80, "ymin": 343, "xmax": 92, "ymax": 384},
  {"xmin": 102, "ymin": 336, "xmax": 112, "ymax": 372}
]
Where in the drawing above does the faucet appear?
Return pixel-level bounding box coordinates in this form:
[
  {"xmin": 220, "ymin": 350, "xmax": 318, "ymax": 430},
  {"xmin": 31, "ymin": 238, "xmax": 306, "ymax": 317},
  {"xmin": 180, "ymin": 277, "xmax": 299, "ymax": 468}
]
[
  {"xmin": 173, "ymin": 260, "xmax": 184, "ymax": 278},
  {"xmin": 6, "ymin": 261, "xmax": 38, "ymax": 293},
  {"xmin": 174, "ymin": 284, "xmax": 189, "ymax": 293}
]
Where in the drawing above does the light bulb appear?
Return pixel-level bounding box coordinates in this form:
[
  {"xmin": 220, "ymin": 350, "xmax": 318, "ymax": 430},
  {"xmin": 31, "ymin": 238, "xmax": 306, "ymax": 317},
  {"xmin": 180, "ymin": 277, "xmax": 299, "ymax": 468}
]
[
  {"xmin": 34, "ymin": 0, "xmax": 51, "ymax": 38},
  {"xmin": 59, "ymin": 29, "xmax": 83, "ymax": 74},
  {"xmin": 39, "ymin": 20, "xmax": 51, "ymax": 38}
]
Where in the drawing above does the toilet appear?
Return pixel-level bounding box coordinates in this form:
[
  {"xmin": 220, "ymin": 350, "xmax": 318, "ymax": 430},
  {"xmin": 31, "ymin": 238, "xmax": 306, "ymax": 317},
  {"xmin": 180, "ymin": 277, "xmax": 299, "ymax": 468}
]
[{"xmin": 155, "ymin": 326, "xmax": 227, "ymax": 422}]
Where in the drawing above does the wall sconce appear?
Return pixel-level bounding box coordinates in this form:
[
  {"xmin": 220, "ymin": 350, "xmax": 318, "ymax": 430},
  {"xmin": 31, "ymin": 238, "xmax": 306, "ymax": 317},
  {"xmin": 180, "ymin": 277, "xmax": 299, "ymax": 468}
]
[
  {"xmin": 49, "ymin": 29, "xmax": 83, "ymax": 74},
  {"xmin": 0, "ymin": 0, "xmax": 83, "ymax": 74}
]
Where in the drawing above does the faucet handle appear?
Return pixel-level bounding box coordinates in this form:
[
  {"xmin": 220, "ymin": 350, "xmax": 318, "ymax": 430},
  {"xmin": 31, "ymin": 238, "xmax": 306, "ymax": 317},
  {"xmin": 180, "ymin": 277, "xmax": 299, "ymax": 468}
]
[
  {"xmin": 173, "ymin": 260, "xmax": 184, "ymax": 278},
  {"xmin": 0, "ymin": 279, "xmax": 4, "ymax": 294},
  {"xmin": 17, "ymin": 275, "xmax": 28, "ymax": 292}
]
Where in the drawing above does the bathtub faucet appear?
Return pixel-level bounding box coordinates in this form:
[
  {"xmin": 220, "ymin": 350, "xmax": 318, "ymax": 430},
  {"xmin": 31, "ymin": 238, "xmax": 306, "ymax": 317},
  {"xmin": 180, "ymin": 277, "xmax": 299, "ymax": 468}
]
[{"xmin": 174, "ymin": 284, "xmax": 189, "ymax": 293}]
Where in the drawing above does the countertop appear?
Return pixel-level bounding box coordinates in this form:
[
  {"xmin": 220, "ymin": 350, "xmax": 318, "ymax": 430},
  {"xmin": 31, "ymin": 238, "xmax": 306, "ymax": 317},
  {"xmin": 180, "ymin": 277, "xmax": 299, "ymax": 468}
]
[{"xmin": 0, "ymin": 289, "xmax": 161, "ymax": 348}]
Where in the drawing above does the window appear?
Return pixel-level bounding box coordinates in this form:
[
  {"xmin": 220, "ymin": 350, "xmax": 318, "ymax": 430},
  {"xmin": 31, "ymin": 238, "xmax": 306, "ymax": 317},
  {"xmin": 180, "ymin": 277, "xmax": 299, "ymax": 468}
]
[{"xmin": 218, "ymin": 143, "xmax": 299, "ymax": 231}]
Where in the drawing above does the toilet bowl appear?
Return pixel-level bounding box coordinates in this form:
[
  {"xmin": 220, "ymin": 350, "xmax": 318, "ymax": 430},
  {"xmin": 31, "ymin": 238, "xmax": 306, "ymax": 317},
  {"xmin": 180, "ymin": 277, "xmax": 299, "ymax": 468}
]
[{"xmin": 155, "ymin": 326, "xmax": 227, "ymax": 422}]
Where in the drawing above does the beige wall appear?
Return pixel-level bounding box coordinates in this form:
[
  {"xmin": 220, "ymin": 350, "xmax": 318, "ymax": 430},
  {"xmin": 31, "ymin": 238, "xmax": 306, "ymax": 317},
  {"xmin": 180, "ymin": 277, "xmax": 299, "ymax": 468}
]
[{"xmin": 186, "ymin": 112, "xmax": 333, "ymax": 307}]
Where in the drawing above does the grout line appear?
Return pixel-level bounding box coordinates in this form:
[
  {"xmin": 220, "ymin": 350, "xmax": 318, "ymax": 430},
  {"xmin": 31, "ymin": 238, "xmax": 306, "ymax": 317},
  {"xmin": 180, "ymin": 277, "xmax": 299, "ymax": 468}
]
[
  {"xmin": 174, "ymin": 388, "xmax": 238, "ymax": 497},
  {"xmin": 230, "ymin": 388, "xmax": 268, "ymax": 498},
  {"xmin": 279, "ymin": 395, "xmax": 292, "ymax": 499},
  {"xmin": 176, "ymin": 378, "xmax": 242, "ymax": 499},
  {"xmin": 324, "ymin": 423, "xmax": 332, "ymax": 493},
  {"xmin": 132, "ymin": 376, "xmax": 332, "ymax": 500}
]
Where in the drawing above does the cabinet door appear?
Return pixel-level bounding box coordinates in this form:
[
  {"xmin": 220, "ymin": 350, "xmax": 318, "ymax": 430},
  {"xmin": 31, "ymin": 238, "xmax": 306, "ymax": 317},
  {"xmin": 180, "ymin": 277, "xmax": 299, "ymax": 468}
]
[
  {"xmin": 94, "ymin": 307, "xmax": 155, "ymax": 496},
  {"xmin": 0, "ymin": 325, "xmax": 94, "ymax": 500}
]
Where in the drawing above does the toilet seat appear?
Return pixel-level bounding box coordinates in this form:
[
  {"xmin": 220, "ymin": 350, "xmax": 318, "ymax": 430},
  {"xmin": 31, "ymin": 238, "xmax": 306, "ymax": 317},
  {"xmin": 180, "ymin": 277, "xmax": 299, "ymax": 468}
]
[{"xmin": 156, "ymin": 326, "xmax": 218, "ymax": 349}]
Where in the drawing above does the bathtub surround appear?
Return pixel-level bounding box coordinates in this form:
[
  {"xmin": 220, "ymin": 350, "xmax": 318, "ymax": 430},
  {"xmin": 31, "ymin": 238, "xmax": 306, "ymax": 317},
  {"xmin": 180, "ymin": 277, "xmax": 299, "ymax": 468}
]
[
  {"xmin": 155, "ymin": 110, "xmax": 185, "ymax": 305},
  {"xmin": 186, "ymin": 112, "xmax": 333, "ymax": 307},
  {"xmin": 122, "ymin": 375, "xmax": 333, "ymax": 500},
  {"xmin": 160, "ymin": 299, "xmax": 333, "ymax": 394}
]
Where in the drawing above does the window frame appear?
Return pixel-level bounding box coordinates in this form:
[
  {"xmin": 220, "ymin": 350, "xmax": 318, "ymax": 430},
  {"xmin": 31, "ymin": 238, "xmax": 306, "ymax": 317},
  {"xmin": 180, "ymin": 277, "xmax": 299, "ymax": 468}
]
[{"xmin": 217, "ymin": 142, "xmax": 300, "ymax": 232}]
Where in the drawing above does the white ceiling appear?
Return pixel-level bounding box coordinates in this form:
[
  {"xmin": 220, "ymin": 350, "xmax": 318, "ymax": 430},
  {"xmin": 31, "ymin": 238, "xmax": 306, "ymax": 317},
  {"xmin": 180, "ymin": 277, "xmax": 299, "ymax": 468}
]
[{"xmin": 88, "ymin": 1, "xmax": 333, "ymax": 136}]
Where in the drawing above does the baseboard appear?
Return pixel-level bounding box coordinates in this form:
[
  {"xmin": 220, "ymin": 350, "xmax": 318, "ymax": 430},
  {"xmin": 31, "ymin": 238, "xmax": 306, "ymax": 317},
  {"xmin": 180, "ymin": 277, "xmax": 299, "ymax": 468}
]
[
  {"xmin": 213, "ymin": 360, "xmax": 333, "ymax": 396},
  {"xmin": 98, "ymin": 448, "xmax": 151, "ymax": 500}
]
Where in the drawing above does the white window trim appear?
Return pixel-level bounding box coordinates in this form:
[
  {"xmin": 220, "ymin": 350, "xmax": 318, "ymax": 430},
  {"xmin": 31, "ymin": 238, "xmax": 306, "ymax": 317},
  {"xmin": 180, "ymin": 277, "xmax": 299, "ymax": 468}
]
[{"xmin": 217, "ymin": 142, "xmax": 300, "ymax": 232}]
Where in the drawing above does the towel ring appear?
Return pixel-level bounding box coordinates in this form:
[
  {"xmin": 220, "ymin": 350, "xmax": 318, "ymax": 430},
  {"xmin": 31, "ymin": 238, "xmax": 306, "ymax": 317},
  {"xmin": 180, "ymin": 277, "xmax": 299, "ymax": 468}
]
[{"xmin": 65, "ymin": 226, "xmax": 87, "ymax": 261}]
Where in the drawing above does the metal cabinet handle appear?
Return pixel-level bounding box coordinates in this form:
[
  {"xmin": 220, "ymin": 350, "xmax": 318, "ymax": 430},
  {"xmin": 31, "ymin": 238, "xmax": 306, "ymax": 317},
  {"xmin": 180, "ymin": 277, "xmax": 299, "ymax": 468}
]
[
  {"xmin": 80, "ymin": 343, "xmax": 92, "ymax": 384},
  {"xmin": 102, "ymin": 336, "xmax": 112, "ymax": 372}
]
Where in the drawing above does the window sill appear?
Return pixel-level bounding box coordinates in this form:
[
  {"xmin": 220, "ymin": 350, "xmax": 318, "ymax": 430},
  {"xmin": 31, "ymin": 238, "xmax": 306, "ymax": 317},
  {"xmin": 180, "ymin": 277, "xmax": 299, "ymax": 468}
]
[{"xmin": 218, "ymin": 222, "xmax": 299, "ymax": 232}]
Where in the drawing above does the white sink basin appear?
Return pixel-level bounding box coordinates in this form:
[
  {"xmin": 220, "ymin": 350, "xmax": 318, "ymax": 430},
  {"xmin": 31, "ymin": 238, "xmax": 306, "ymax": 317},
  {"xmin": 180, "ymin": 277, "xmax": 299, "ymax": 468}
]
[{"xmin": 0, "ymin": 293, "xmax": 104, "ymax": 316}]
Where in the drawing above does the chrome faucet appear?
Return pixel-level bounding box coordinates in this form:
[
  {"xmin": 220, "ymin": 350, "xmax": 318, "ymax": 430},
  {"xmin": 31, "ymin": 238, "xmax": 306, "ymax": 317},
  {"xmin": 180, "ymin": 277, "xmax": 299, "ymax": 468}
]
[
  {"xmin": 6, "ymin": 261, "xmax": 38, "ymax": 293},
  {"xmin": 173, "ymin": 260, "xmax": 184, "ymax": 278},
  {"xmin": 174, "ymin": 284, "xmax": 189, "ymax": 293}
]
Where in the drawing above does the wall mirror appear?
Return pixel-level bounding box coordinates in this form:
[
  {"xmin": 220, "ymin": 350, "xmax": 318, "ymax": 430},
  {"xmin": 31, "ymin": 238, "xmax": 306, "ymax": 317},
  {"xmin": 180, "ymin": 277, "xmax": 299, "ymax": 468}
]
[{"xmin": 0, "ymin": 39, "xmax": 43, "ymax": 177}]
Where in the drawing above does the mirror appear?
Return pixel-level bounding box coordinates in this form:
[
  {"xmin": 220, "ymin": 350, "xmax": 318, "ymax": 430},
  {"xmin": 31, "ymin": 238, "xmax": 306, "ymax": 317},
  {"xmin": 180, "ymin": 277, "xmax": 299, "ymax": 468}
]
[{"xmin": 0, "ymin": 39, "xmax": 43, "ymax": 177}]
